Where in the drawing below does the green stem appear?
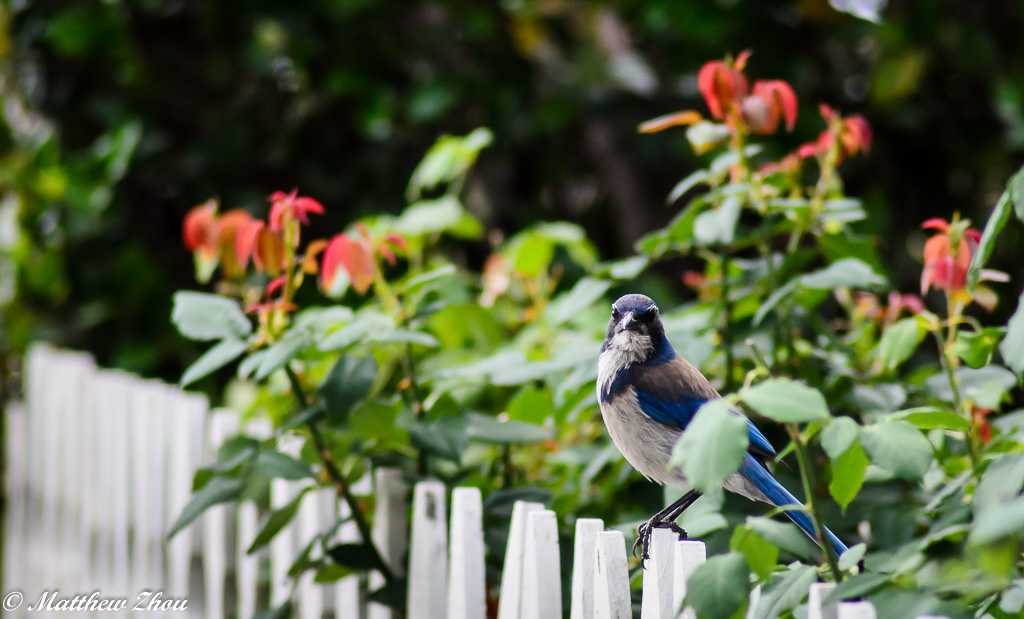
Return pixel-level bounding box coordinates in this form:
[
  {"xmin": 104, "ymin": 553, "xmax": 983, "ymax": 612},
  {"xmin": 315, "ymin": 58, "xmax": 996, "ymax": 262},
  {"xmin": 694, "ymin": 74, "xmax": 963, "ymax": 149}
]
[
  {"xmin": 720, "ymin": 250, "xmax": 735, "ymax": 391},
  {"xmin": 931, "ymin": 324, "xmax": 979, "ymax": 471},
  {"xmin": 788, "ymin": 424, "xmax": 843, "ymax": 583},
  {"xmin": 283, "ymin": 365, "xmax": 398, "ymax": 583}
]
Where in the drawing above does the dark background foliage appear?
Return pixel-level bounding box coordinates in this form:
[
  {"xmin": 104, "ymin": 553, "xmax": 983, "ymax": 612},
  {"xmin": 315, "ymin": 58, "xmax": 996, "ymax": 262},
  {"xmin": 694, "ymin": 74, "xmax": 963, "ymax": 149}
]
[{"xmin": 2, "ymin": 0, "xmax": 1024, "ymax": 381}]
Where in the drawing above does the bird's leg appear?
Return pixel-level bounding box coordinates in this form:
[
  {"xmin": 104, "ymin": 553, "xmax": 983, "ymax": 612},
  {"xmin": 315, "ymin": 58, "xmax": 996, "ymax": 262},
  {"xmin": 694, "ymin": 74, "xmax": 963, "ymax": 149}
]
[{"xmin": 633, "ymin": 489, "xmax": 702, "ymax": 566}]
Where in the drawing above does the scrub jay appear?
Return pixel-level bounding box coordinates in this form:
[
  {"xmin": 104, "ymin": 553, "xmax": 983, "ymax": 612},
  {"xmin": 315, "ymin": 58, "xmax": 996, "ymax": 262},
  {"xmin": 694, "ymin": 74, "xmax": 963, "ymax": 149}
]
[{"xmin": 597, "ymin": 293, "xmax": 848, "ymax": 563}]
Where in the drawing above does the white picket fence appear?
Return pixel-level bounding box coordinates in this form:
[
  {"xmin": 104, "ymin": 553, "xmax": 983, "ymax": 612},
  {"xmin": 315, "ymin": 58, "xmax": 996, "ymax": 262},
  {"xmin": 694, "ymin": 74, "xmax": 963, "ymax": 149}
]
[{"xmin": 1, "ymin": 345, "xmax": 943, "ymax": 619}]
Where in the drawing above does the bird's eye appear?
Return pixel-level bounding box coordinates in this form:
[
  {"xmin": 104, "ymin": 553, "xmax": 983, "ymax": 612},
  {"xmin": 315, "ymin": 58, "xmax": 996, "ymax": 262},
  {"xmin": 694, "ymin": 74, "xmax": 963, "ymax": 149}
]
[{"xmin": 611, "ymin": 307, "xmax": 621, "ymax": 320}]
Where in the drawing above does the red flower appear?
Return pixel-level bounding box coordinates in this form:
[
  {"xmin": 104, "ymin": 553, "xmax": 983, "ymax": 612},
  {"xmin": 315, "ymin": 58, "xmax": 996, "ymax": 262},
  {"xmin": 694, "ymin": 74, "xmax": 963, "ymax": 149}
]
[
  {"xmin": 744, "ymin": 80, "xmax": 798, "ymax": 134},
  {"xmin": 321, "ymin": 233, "xmax": 375, "ymax": 294},
  {"xmin": 215, "ymin": 209, "xmax": 255, "ymax": 277},
  {"xmin": 183, "ymin": 200, "xmax": 218, "ymax": 256},
  {"xmin": 972, "ymin": 404, "xmax": 993, "ymax": 445},
  {"xmin": 269, "ymin": 189, "xmax": 324, "ymax": 230},
  {"xmin": 798, "ymin": 105, "xmax": 871, "ymax": 162},
  {"xmin": 920, "ymin": 219, "xmax": 981, "ymax": 296},
  {"xmin": 237, "ymin": 220, "xmax": 286, "ymax": 276},
  {"xmin": 697, "ymin": 56, "xmax": 749, "ymax": 121}
]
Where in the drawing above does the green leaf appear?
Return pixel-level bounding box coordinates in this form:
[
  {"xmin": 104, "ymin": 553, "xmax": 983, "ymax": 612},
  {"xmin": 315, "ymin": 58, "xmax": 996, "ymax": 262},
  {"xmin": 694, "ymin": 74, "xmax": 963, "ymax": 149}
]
[
  {"xmin": 256, "ymin": 328, "xmax": 314, "ymax": 380},
  {"xmin": 746, "ymin": 517, "xmax": 813, "ymax": 559},
  {"xmin": 180, "ymin": 338, "xmax": 247, "ymax": 387},
  {"xmin": 953, "ymin": 327, "xmax": 1002, "ymax": 368},
  {"xmin": 253, "ymin": 600, "xmax": 293, "ymax": 619},
  {"xmin": 740, "ymin": 378, "xmax": 830, "ymax": 423},
  {"xmin": 464, "ymin": 412, "xmax": 551, "ymax": 443},
  {"xmin": 667, "ymin": 169, "xmax": 710, "ymax": 204},
  {"xmin": 368, "ymin": 328, "xmax": 439, "ymax": 348},
  {"xmin": 549, "ymin": 278, "xmax": 610, "ymax": 325},
  {"xmin": 878, "ymin": 318, "xmax": 923, "ymax": 369},
  {"xmin": 168, "ymin": 476, "xmax": 244, "ymax": 539},
  {"xmin": 253, "ymin": 449, "xmax": 314, "ymax": 480},
  {"xmin": 280, "ymin": 405, "xmax": 326, "ymax": 433},
  {"xmin": 730, "ymin": 525, "xmax": 779, "ymax": 579},
  {"xmin": 319, "ymin": 354, "xmax": 378, "ymax": 419},
  {"xmin": 821, "ymin": 416, "xmax": 859, "ymax": 459},
  {"xmin": 171, "ymin": 291, "xmax": 252, "ymax": 341},
  {"xmin": 1001, "ymin": 290, "xmax": 1024, "ymax": 375},
  {"xmin": 823, "ymin": 572, "xmax": 891, "ymax": 604},
  {"xmin": 368, "ymin": 579, "xmax": 408, "ymax": 609},
  {"xmin": 693, "ymin": 195, "xmax": 740, "ymax": 245},
  {"xmin": 860, "ymin": 422, "xmax": 934, "ymax": 481},
  {"xmin": 396, "ymin": 196, "xmax": 480, "ymax": 238},
  {"xmin": 684, "ymin": 552, "xmax": 751, "ymax": 619},
  {"xmin": 409, "ymin": 417, "xmax": 468, "ymax": 461},
  {"xmin": 327, "ymin": 542, "xmax": 383, "ymax": 571},
  {"xmin": 671, "ymin": 399, "xmax": 748, "ymax": 493},
  {"xmin": 968, "ymin": 191, "xmax": 1012, "ymax": 289},
  {"xmin": 799, "ymin": 258, "xmax": 885, "ymax": 290},
  {"xmin": 889, "ymin": 407, "xmax": 969, "ymax": 432},
  {"xmin": 407, "ymin": 128, "xmax": 493, "ymax": 200},
  {"xmin": 318, "ymin": 312, "xmax": 395, "ymax": 351},
  {"xmin": 248, "ymin": 486, "xmax": 311, "ymax": 554},
  {"xmin": 1011, "ymin": 164, "xmax": 1024, "ymax": 220},
  {"xmin": 507, "ymin": 387, "xmax": 555, "ymax": 425},
  {"xmin": 830, "ymin": 442, "xmax": 868, "ymax": 510},
  {"xmin": 750, "ymin": 563, "xmax": 816, "ymax": 619},
  {"xmin": 686, "ymin": 121, "xmax": 730, "ymax": 154},
  {"xmin": 838, "ymin": 543, "xmax": 867, "ymax": 571},
  {"xmin": 974, "ymin": 454, "xmax": 1024, "ymax": 513}
]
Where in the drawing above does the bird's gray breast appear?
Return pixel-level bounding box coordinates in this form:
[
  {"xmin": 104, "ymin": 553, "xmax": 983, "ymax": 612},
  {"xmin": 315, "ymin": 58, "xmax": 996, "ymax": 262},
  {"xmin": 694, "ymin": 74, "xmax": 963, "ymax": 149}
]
[{"xmin": 596, "ymin": 352, "xmax": 686, "ymax": 486}]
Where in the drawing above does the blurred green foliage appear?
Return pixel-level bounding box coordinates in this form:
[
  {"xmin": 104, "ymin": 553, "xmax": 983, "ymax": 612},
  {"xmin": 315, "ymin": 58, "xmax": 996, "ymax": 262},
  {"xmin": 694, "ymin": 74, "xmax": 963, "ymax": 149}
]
[{"xmin": 2, "ymin": 0, "xmax": 1024, "ymax": 384}]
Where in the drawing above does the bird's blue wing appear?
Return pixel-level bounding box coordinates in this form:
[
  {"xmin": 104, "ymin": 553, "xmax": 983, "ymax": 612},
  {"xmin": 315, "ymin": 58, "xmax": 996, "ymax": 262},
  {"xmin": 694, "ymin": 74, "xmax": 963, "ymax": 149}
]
[
  {"xmin": 626, "ymin": 353, "xmax": 779, "ymax": 460},
  {"xmin": 634, "ymin": 389, "xmax": 704, "ymax": 428}
]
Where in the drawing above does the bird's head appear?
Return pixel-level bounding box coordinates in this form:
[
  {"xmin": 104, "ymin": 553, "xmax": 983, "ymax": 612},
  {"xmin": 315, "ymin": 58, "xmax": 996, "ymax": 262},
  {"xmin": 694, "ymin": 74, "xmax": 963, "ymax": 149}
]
[{"xmin": 601, "ymin": 294, "xmax": 667, "ymax": 363}]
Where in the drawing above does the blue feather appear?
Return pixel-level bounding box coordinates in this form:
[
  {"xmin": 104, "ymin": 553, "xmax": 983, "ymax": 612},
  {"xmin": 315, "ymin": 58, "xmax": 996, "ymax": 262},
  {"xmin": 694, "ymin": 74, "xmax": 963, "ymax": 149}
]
[
  {"xmin": 634, "ymin": 388, "xmax": 704, "ymax": 428},
  {"xmin": 739, "ymin": 454, "xmax": 848, "ymax": 557}
]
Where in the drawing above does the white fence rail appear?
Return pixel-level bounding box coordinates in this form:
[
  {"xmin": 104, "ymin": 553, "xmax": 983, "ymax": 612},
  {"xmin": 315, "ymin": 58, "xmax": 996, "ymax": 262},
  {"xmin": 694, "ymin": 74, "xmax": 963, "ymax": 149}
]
[{"xmin": 2, "ymin": 345, "xmax": 942, "ymax": 619}]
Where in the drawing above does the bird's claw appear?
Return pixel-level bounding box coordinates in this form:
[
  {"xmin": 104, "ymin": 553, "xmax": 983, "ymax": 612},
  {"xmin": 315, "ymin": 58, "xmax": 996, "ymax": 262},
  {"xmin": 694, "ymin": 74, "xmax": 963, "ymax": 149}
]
[{"xmin": 633, "ymin": 520, "xmax": 689, "ymax": 568}]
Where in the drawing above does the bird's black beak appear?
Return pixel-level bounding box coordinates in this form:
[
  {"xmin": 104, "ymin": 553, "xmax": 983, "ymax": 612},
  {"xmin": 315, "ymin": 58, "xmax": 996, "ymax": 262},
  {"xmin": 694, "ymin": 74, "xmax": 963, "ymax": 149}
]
[{"xmin": 618, "ymin": 312, "xmax": 635, "ymax": 331}]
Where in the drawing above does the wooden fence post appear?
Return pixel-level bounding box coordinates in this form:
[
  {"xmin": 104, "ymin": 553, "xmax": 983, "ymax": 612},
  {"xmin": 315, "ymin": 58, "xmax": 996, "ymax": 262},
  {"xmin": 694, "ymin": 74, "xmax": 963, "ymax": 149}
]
[
  {"xmin": 521, "ymin": 510, "xmax": 561, "ymax": 619},
  {"xmin": 408, "ymin": 481, "xmax": 448, "ymax": 619},
  {"xmin": 672, "ymin": 540, "xmax": 706, "ymax": 619},
  {"xmin": 447, "ymin": 487, "xmax": 485, "ymax": 619},
  {"xmin": 496, "ymin": 500, "xmax": 544, "ymax": 619},
  {"xmin": 570, "ymin": 518, "xmax": 604, "ymax": 619},
  {"xmin": 592, "ymin": 531, "xmax": 630, "ymax": 619},
  {"xmin": 640, "ymin": 528, "xmax": 679, "ymax": 619}
]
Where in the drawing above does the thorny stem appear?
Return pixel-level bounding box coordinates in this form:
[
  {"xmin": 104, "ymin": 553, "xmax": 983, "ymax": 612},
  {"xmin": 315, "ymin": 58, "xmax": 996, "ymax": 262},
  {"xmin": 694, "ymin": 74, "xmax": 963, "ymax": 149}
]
[
  {"xmin": 283, "ymin": 365, "xmax": 398, "ymax": 583},
  {"xmin": 788, "ymin": 424, "xmax": 843, "ymax": 583}
]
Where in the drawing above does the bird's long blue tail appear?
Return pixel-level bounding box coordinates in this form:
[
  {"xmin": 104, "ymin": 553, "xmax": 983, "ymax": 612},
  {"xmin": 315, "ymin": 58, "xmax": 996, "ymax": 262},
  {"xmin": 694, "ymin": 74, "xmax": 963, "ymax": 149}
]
[{"xmin": 740, "ymin": 454, "xmax": 848, "ymax": 558}]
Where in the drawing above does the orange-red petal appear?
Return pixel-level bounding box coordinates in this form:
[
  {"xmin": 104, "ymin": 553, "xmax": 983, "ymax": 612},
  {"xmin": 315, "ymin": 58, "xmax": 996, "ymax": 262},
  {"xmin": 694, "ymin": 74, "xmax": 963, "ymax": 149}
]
[
  {"xmin": 236, "ymin": 220, "xmax": 264, "ymax": 269},
  {"xmin": 183, "ymin": 200, "xmax": 218, "ymax": 254},
  {"xmin": 638, "ymin": 110, "xmax": 704, "ymax": 133}
]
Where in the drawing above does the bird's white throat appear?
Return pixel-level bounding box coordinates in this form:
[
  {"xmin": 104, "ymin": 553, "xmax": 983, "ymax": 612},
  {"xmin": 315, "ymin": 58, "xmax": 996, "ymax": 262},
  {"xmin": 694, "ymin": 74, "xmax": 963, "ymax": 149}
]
[{"xmin": 598, "ymin": 330, "xmax": 653, "ymax": 397}]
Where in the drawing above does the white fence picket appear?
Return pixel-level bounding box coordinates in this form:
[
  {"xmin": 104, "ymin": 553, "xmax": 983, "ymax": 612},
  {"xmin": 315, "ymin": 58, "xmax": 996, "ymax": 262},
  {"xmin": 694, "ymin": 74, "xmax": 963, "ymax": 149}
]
[
  {"xmin": 808, "ymin": 582, "xmax": 838, "ymax": 619},
  {"xmin": 592, "ymin": 531, "xmax": 630, "ymax": 619},
  {"xmin": 3, "ymin": 400, "xmax": 27, "ymax": 593},
  {"xmin": 335, "ymin": 475, "xmax": 372, "ymax": 619},
  {"xmin": 640, "ymin": 527, "xmax": 678, "ymax": 619},
  {"xmin": 238, "ymin": 419, "xmax": 272, "ymax": 619},
  {"xmin": 672, "ymin": 540, "xmax": 706, "ymax": 619},
  {"xmin": 369, "ymin": 468, "xmax": 409, "ymax": 619},
  {"xmin": 521, "ymin": 509, "xmax": 562, "ymax": 619},
  {"xmin": 408, "ymin": 481, "xmax": 448, "ymax": 619},
  {"xmin": 447, "ymin": 487, "xmax": 485, "ymax": 619},
  {"xmin": 496, "ymin": 500, "xmax": 545, "ymax": 619},
  {"xmin": 570, "ymin": 518, "xmax": 605, "ymax": 619},
  {"xmin": 203, "ymin": 408, "xmax": 240, "ymax": 619}
]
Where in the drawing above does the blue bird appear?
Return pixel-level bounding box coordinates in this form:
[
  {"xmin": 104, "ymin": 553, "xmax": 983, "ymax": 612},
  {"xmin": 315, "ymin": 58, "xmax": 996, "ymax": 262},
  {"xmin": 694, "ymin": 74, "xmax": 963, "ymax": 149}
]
[{"xmin": 596, "ymin": 293, "xmax": 848, "ymax": 563}]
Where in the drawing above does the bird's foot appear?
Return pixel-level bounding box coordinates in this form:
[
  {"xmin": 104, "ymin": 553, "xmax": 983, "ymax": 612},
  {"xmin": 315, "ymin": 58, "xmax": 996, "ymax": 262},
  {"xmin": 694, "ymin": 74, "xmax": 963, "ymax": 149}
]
[{"xmin": 633, "ymin": 520, "xmax": 688, "ymax": 568}]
